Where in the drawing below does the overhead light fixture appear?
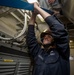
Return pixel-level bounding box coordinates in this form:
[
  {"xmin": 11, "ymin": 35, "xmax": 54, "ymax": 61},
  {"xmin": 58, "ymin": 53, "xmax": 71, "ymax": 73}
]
[
  {"xmin": 43, "ymin": 29, "xmax": 48, "ymax": 32},
  {"xmin": 70, "ymin": 40, "xmax": 73, "ymax": 43},
  {"xmin": 37, "ymin": 14, "xmax": 44, "ymax": 22},
  {"xmin": 27, "ymin": 0, "xmax": 38, "ymax": 3},
  {"xmin": 69, "ymin": 56, "xmax": 74, "ymax": 60},
  {"xmin": 27, "ymin": 0, "xmax": 44, "ymax": 22}
]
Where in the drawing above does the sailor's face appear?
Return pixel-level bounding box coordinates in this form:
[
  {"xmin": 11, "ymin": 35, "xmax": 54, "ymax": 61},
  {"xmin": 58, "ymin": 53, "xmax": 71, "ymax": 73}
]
[{"xmin": 42, "ymin": 34, "xmax": 53, "ymax": 45}]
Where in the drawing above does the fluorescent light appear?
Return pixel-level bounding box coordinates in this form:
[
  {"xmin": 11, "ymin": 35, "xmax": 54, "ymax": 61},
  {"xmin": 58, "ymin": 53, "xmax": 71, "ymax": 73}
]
[
  {"xmin": 43, "ymin": 29, "xmax": 48, "ymax": 32},
  {"xmin": 70, "ymin": 40, "xmax": 73, "ymax": 43},
  {"xmin": 27, "ymin": 0, "xmax": 38, "ymax": 3},
  {"xmin": 69, "ymin": 56, "xmax": 74, "ymax": 60},
  {"xmin": 37, "ymin": 14, "xmax": 44, "ymax": 22}
]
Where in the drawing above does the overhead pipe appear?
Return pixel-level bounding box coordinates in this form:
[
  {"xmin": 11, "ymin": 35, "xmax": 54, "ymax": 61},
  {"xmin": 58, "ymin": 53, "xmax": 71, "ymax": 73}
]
[
  {"xmin": 14, "ymin": 12, "xmax": 27, "ymax": 39},
  {"xmin": 0, "ymin": 12, "xmax": 27, "ymax": 40},
  {"xmin": 10, "ymin": 12, "xmax": 23, "ymax": 24}
]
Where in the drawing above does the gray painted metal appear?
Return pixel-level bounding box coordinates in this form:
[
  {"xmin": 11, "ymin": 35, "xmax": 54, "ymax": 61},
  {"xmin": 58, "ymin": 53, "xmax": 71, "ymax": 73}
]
[
  {"xmin": 61, "ymin": 0, "xmax": 74, "ymax": 23},
  {"xmin": 0, "ymin": 52, "xmax": 30, "ymax": 75},
  {"xmin": 0, "ymin": 62, "xmax": 16, "ymax": 75}
]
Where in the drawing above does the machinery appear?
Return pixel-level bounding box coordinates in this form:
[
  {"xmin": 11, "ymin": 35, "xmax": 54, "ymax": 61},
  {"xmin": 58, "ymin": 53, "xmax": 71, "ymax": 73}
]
[{"xmin": 0, "ymin": 0, "xmax": 74, "ymax": 75}]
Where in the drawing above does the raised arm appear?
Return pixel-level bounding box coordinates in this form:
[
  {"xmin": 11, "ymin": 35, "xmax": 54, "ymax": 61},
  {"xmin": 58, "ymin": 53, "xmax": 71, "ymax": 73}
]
[
  {"xmin": 34, "ymin": 3, "xmax": 70, "ymax": 60},
  {"xmin": 27, "ymin": 12, "xmax": 41, "ymax": 58}
]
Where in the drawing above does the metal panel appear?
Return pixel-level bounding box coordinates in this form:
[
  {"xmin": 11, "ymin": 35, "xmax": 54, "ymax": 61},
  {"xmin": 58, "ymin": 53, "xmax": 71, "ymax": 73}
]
[
  {"xmin": 17, "ymin": 63, "xmax": 30, "ymax": 75},
  {"xmin": 0, "ymin": 52, "xmax": 31, "ymax": 75},
  {"xmin": 0, "ymin": 62, "xmax": 16, "ymax": 75},
  {"xmin": 61, "ymin": 0, "xmax": 74, "ymax": 23}
]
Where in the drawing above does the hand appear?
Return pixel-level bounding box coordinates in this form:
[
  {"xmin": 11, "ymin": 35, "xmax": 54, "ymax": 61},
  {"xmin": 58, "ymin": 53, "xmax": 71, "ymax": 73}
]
[
  {"xmin": 32, "ymin": 9, "xmax": 39, "ymax": 16},
  {"xmin": 48, "ymin": 0, "xmax": 55, "ymax": 4},
  {"xmin": 29, "ymin": 11, "xmax": 37, "ymax": 25}
]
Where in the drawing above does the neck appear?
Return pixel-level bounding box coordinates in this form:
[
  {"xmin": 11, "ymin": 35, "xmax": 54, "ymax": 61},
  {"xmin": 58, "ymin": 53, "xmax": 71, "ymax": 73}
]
[{"xmin": 42, "ymin": 43, "xmax": 56, "ymax": 52}]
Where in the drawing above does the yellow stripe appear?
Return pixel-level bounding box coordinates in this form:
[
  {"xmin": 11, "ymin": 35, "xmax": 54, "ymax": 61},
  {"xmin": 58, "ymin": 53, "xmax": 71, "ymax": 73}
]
[{"xmin": 4, "ymin": 59, "xmax": 14, "ymax": 62}]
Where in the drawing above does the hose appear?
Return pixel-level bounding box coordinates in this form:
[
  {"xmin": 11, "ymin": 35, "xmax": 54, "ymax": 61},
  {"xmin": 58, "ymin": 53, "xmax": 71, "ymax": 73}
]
[{"xmin": 0, "ymin": 12, "xmax": 27, "ymax": 41}]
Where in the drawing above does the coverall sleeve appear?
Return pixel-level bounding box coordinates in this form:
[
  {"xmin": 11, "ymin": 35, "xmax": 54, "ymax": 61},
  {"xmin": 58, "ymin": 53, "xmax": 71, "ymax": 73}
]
[
  {"xmin": 45, "ymin": 15, "xmax": 70, "ymax": 60},
  {"xmin": 26, "ymin": 25, "xmax": 41, "ymax": 57}
]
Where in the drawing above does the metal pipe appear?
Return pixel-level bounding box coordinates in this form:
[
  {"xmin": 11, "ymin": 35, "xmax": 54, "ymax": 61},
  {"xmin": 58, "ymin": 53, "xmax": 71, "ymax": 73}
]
[
  {"xmin": 10, "ymin": 12, "xmax": 23, "ymax": 24},
  {"xmin": 14, "ymin": 12, "xmax": 27, "ymax": 39},
  {"xmin": 0, "ymin": 11, "xmax": 27, "ymax": 40}
]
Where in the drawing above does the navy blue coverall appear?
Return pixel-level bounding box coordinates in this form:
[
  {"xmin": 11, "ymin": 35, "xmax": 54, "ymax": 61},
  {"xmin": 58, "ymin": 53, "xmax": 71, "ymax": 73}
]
[{"xmin": 27, "ymin": 15, "xmax": 70, "ymax": 75}]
